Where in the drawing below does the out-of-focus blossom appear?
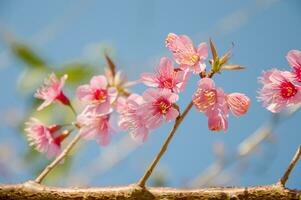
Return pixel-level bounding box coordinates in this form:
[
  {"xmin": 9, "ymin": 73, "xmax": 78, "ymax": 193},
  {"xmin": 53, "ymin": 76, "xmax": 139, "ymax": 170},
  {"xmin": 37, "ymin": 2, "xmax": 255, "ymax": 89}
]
[
  {"xmin": 35, "ymin": 73, "xmax": 70, "ymax": 111},
  {"xmin": 226, "ymin": 93, "xmax": 250, "ymax": 117},
  {"xmin": 166, "ymin": 33, "xmax": 208, "ymax": 74},
  {"xmin": 77, "ymin": 105, "xmax": 114, "ymax": 146},
  {"xmin": 25, "ymin": 118, "xmax": 68, "ymax": 158},
  {"xmin": 141, "ymin": 57, "xmax": 188, "ymax": 93},
  {"xmin": 105, "ymin": 69, "xmax": 136, "ymax": 97},
  {"xmin": 287, "ymin": 50, "xmax": 301, "ymax": 82},
  {"xmin": 118, "ymin": 94, "xmax": 150, "ymax": 142},
  {"xmin": 76, "ymin": 75, "xmax": 117, "ymax": 113},
  {"xmin": 140, "ymin": 88, "xmax": 179, "ymax": 129},
  {"xmin": 258, "ymin": 69, "xmax": 301, "ymax": 113}
]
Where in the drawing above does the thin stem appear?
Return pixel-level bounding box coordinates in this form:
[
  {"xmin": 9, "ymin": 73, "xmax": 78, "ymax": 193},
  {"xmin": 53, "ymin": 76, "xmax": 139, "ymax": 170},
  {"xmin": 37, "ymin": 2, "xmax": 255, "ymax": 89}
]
[
  {"xmin": 278, "ymin": 145, "xmax": 301, "ymax": 187},
  {"xmin": 137, "ymin": 101, "xmax": 194, "ymax": 187},
  {"xmin": 34, "ymin": 131, "xmax": 82, "ymax": 183},
  {"xmin": 68, "ymin": 104, "xmax": 77, "ymax": 116}
]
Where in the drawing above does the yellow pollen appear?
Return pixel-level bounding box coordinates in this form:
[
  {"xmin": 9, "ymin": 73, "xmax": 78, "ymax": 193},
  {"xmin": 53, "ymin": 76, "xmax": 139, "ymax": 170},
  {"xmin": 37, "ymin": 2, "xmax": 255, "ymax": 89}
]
[
  {"xmin": 204, "ymin": 90, "xmax": 216, "ymax": 105},
  {"xmin": 191, "ymin": 55, "xmax": 199, "ymax": 64}
]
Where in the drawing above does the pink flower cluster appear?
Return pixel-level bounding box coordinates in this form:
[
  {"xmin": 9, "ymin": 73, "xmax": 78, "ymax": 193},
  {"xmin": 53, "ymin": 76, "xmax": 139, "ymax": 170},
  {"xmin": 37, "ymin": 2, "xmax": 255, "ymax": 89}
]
[
  {"xmin": 25, "ymin": 73, "xmax": 71, "ymax": 158},
  {"xmin": 117, "ymin": 33, "xmax": 209, "ymax": 141},
  {"xmin": 258, "ymin": 50, "xmax": 301, "ymax": 113},
  {"xmin": 192, "ymin": 78, "xmax": 250, "ymax": 131},
  {"xmin": 25, "ymin": 32, "xmax": 253, "ymax": 158}
]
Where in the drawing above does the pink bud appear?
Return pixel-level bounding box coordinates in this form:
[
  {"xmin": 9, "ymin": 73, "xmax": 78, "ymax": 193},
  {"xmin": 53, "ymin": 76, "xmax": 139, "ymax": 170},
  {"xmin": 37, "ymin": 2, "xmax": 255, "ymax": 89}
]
[
  {"xmin": 226, "ymin": 93, "xmax": 250, "ymax": 117},
  {"xmin": 208, "ymin": 113, "xmax": 228, "ymax": 132}
]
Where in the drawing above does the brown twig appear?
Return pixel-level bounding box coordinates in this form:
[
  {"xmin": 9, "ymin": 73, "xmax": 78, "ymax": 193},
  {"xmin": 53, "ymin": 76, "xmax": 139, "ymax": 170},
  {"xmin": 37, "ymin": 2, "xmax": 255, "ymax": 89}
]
[
  {"xmin": 278, "ymin": 145, "xmax": 301, "ymax": 187},
  {"xmin": 137, "ymin": 101, "xmax": 194, "ymax": 187},
  {"xmin": 34, "ymin": 131, "xmax": 82, "ymax": 183}
]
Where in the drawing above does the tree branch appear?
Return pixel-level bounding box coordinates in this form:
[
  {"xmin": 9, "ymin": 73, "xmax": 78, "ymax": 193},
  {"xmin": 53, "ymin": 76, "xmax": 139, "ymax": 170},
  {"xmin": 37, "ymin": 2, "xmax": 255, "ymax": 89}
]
[
  {"xmin": 278, "ymin": 145, "xmax": 301, "ymax": 187},
  {"xmin": 0, "ymin": 181, "xmax": 300, "ymax": 200},
  {"xmin": 137, "ymin": 101, "xmax": 194, "ymax": 187},
  {"xmin": 35, "ymin": 131, "xmax": 81, "ymax": 183}
]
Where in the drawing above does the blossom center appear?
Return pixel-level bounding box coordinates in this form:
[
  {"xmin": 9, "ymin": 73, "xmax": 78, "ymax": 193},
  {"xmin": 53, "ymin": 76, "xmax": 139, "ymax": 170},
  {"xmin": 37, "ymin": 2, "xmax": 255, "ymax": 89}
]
[
  {"xmin": 204, "ymin": 90, "xmax": 217, "ymax": 106},
  {"xmin": 190, "ymin": 54, "xmax": 199, "ymax": 64},
  {"xmin": 280, "ymin": 81, "xmax": 297, "ymax": 98},
  {"xmin": 154, "ymin": 97, "xmax": 171, "ymax": 114},
  {"xmin": 94, "ymin": 89, "xmax": 107, "ymax": 102},
  {"xmin": 159, "ymin": 77, "xmax": 174, "ymax": 89}
]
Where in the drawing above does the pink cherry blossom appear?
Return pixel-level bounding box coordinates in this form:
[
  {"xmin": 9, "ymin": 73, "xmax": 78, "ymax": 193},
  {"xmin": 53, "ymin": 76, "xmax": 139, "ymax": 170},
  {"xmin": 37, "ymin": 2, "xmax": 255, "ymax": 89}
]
[
  {"xmin": 118, "ymin": 94, "xmax": 150, "ymax": 142},
  {"xmin": 165, "ymin": 33, "xmax": 208, "ymax": 74},
  {"xmin": 192, "ymin": 78, "xmax": 227, "ymax": 115},
  {"xmin": 258, "ymin": 69, "xmax": 301, "ymax": 113},
  {"xmin": 208, "ymin": 113, "xmax": 228, "ymax": 132},
  {"xmin": 140, "ymin": 88, "xmax": 179, "ymax": 129},
  {"xmin": 77, "ymin": 105, "xmax": 114, "ymax": 146},
  {"xmin": 226, "ymin": 93, "xmax": 250, "ymax": 117},
  {"xmin": 25, "ymin": 118, "xmax": 68, "ymax": 158},
  {"xmin": 141, "ymin": 57, "xmax": 189, "ymax": 93},
  {"xmin": 76, "ymin": 75, "xmax": 118, "ymax": 113},
  {"xmin": 287, "ymin": 50, "xmax": 301, "ymax": 82},
  {"xmin": 35, "ymin": 73, "xmax": 70, "ymax": 111},
  {"xmin": 193, "ymin": 78, "xmax": 250, "ymax": 131}
]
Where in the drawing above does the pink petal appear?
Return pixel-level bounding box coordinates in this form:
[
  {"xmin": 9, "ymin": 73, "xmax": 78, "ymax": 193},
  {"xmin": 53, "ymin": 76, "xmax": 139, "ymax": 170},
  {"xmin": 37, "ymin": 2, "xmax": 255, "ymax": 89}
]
[
  {"xmin": 146, "ymin": 113, "xmax": 163, "ymax": 129},
  {"xmin": 37, "ymin": 100, "xmax": 52, "ymax": 111},
  {"xmin": 130, "ymin": 126, "xmax": 149, "ymax": 143},
  {"xmin": 287, "ymin": 50, "xmax": 301, "ymax": 68},
  {"xmin": 90, "ymin": 75, "xmax": 108, "ymax": 90},
  {"xmin": 76, "ymin": 85, "xmax": 93, "ymax": 101},
  {"xmin": 158, "ymin": 57, "xmax": 174, "ymax": 76},
  {"xmin": 140, "ymin": 73, "xmax": 159, "ymax": 87},
  {"xmin": 197, "ymin": 42, "xmax": 208, "ymax": 60},
  {"xmin": 166, "ymin": 107, "xmax": 179, "ymax": 121},
  {"xmin": 142, "ymin": 88, "xmax": 159, "ymax": 102},
  {"xmin": 208, "ymin": 113, "xmax": 228, "ymax": 132},
  {"xmin": 197, "ymin": 78, "xmax": 215, "ymax": 89}
]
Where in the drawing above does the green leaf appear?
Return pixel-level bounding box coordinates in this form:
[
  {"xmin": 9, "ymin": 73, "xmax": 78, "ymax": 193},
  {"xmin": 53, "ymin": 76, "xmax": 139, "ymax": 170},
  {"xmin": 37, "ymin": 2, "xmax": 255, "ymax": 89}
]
[
  {"xmin": 57, "ymin": 63, "xmax": 97, "ymax": 85},
  {"xmin": 11, "ymin": 42, "xmax": 47, "ymax": 68},
  {"xmin": 17, "ymin": 68, "xmax": 50, "ymax": 94}
]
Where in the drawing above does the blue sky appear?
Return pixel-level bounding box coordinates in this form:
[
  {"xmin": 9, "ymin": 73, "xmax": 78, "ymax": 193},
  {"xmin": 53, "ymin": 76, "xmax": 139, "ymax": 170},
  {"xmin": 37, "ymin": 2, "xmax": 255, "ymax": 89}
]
[{"xmin": 0, "ymin": 0, "xmax": 300, "ymax": 188}]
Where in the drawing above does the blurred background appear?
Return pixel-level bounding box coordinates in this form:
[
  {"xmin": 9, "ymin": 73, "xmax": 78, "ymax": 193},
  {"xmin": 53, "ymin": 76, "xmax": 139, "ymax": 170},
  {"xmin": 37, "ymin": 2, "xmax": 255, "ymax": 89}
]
[{"xmin": 0, "ymin": 0, "xmax": 300, "ymax": 189}]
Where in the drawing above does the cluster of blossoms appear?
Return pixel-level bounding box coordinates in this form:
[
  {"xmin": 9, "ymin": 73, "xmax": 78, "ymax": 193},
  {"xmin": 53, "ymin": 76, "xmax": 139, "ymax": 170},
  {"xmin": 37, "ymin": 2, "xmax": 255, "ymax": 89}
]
[
  {"xmin": 25, "ymin": 33, "xmax": 251, "ymax": 158},
  {"xmin": 258, "ymin": 50, "xmax": 301, "ymax": 113}
]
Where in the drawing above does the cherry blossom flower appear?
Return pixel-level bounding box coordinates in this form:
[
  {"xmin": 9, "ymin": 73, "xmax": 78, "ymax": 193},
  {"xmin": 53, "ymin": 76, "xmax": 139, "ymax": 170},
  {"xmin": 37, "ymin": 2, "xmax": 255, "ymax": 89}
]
[
  {"xmin": 140, "ymin": 88, "xmax": 179, "ymax": 129},
  {"xmin": 118, "ymin": 94, "xmax": 150, "ymax": 142},
  {"xmin": 25, "ymin": 118, "xmax": 68, "ymax": 158},
  {"xmin": 287, "ymin": 50, "xmax": 301, "ymax": 82},
  {"xmin": 35, "ymin": 73, "xmax": 70, "ymax": 111},
  {"xmin": 192, "ymin": 78, "xmax": 227, "ymax": 114},
  {"xmin": 193, "ymin": 78, "xmax": 250, "ymax": 131},
  {"xmin": 76, "ymin": 75, "xmax": 117, "ymax": 113},
  {"xmin": 77, "ymin": 105, "xmax": 114, "ymax": 146},
  {"xmin": 141, "ymin": 57, "xmax": 188, "ymax": 93},
  {"xmin": 258, "ymin": 69, "xmax": 301, "ymax": 113},
  {"xmin": 226, "ymin": 93, "xmax": 250, "ymax": 117},
  {"xmin": 165, "ymin": 33, "xmax": 208, "ymax": 74}
]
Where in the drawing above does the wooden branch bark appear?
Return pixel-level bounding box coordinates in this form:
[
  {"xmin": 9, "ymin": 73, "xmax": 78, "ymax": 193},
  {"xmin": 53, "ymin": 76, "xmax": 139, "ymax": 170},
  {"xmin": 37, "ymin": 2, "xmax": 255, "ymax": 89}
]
[{"xmin": 0, "ymin": 181, "xmax": 300, "ymax": 200}]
